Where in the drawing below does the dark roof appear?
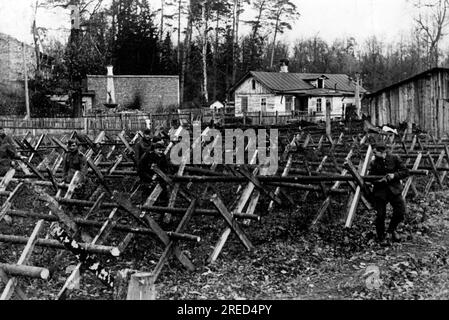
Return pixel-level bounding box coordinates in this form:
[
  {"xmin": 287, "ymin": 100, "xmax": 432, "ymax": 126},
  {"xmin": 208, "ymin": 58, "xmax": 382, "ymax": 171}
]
[
  {"xmin": 286, "ymin": 88, "xmax": 357, "ymax": 96},
  {"xmin": 87, "ymin": 75, "xmax": 179, "ymax": 79},
  {"xmin": 231, "ymin": 71, "xmax": 366, "ymax": 95},
  {"xmin": 251, "ymin": 72, "xmax": 313, "ymax": 91},
  {"xmin": 367, "ymin": 67, "xmax": 449, "ymax": 96}
]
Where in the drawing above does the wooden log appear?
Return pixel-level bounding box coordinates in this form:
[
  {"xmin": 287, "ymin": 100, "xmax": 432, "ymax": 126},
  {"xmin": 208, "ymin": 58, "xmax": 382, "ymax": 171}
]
[
  {"xmin": 236, "ymin": 167, "xmax": 282, "ymax": 206},
  {"xmin": 265, "ymin": 182, "xmax": 347, "ymax": 193},
  {"xmin": 126, "ymin": 272, "xmax": 156, "ymax": 300},
  {"xmin": 210, "ymin": 194, "xmax": 254, "ymax": 252},
  {"xmin": 0, "ymin": 268, "xmax": 27, "ymax": 300},
  {"xmin": 0, "ymin": 182, "xmax": 24, "ymax": 222},
  {"xmin": 0, "ymin": 264, "xmax": 49, "ymax": 280},
  {"xmin": 345, "ymin": 145, "xmax": 373, "ymax": 228},
  {"xmin": 402, "ymin": 153, "xmax": 423, "ymax": 198},
  {"xmin": 166, "ymin": 232, "xmax": 201, "ymax": 242},
  {"xmin": 1, "ymin": 219, "xmax": 45, "ymax": 300},
  {"xmin": 112, "ymin": 191, "xmax": 195, "ymax": 272},
  {"xmin": 424, "ymin": 151, "xmax": 444, "ymax": 195},
  {"xmin": 0, "ymin": 234, "xmax": 120, "ymax": 256},
  {"xmin": 151, "ymin": 200, "xmax": 197, "ymax": 282},
  {"xmin": 0, "ymin": 168, "xmax": 16, "ymax": 192}
]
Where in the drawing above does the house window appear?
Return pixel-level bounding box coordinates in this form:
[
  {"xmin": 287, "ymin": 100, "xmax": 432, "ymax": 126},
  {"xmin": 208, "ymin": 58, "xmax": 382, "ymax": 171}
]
[
  {"xmin": 318, "ymin": 78, "xmax": 324, "ymax": 88},
  {"xmin": 316, "ymin": 98, "xmax": 322, "ymax": 113},
  {"xmin": 261, "ymin": 98, "xmax": 267, "ymax": 111},
  {"xmin": 285, "ymin": 96, "xmax": 293, "ymax": 111},
  {"xmin": 241, "ymin": 97, "xmax": 248, "ymax": 112},
  {"xmin": 252, "ymin": 79, "xmax": 256, "ymax": 90}
]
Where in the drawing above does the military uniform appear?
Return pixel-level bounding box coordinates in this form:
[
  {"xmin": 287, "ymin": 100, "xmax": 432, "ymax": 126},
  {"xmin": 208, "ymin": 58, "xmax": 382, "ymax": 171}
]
[
  {"xmin": 62, "ymin": 151, "xmax": 88, "ymax": 183},
  {"xmin": 137, "ymin": 147, "xmax": 171, "ymax": 205},
  {"xmin": 369, "ymin": 153, "xmax": 409, "ymax": 239},
  {"xmin": 0, "ymin": 143, "xmax": 21, "ymax": 176}
]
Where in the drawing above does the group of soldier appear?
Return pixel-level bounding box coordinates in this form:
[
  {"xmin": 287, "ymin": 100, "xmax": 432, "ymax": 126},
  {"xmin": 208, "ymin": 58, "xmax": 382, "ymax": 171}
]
[{"xmin": 0, "ymin": 126, "xmax": 410, "ymax": 245}]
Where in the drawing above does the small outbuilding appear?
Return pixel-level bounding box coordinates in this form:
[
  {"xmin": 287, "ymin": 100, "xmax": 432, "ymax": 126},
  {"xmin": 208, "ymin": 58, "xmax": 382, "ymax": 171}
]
[{"xmin": 363, "ymin": 67, "xmax": 449, "ymax": 137}]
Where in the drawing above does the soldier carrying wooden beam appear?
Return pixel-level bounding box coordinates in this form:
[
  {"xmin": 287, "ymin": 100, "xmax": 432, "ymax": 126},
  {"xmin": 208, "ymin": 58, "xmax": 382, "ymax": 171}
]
[{"xmin": 368, "ymin": 142, "xmax": 409, "ymax": 244}]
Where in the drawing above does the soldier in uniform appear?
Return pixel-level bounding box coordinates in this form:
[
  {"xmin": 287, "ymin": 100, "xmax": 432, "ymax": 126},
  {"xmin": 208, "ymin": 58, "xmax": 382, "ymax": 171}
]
[
  {"xmin": 134, "ymin": 129, "xmax": 154, "ymax": 166},
  {"xmin": 369, "ymin": 142, "xmax": 409, "ymax": 243},
  {"xmin": 0, "ymin": 128, "xmax": 26, "ymax": 176},
  {"xmin": 62, "ymin": 139, "xmax": 88, "ymax": 183},
  {"xmin": 137, "ymin": 140, "xmax": 171, "ymax": 207}
]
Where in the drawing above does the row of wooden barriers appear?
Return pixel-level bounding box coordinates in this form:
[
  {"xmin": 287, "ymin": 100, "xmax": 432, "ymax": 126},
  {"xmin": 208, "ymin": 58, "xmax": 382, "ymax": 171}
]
[{"xmin": 0, "ymin": 125, "xmax": 448, "ymax": 300}]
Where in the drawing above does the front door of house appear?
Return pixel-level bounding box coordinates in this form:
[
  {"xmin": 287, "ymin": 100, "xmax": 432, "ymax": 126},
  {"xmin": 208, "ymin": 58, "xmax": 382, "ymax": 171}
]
[{"xmin": 294, "ymin": 97, "xmax": 308, "ymax": 112}]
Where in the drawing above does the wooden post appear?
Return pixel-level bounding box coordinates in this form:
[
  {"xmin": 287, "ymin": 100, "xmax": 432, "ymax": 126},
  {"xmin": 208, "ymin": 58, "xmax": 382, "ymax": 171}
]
[
  {"xmin": 326, "ymin": 99, "xmax": 332, "ymax": 136},
  {"xmin": 84, "ymin": 117, "xmax": 88, "ymax": 135},
  {"xmin": 355, "ymin": 72, "xmax": 361, "ymax": 119},
  {"xmin": 126, "ymin": 272, "xmax": 156, "ymax": 300},
  {"xmin": 22, "ymin": 43, "xmax": 30, "ymax": 120}
]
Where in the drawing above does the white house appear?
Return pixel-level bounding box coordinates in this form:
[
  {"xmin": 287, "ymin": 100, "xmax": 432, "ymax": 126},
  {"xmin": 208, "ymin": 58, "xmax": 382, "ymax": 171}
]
[{"xmin": 230, "ymin": 67, "xmax": 367, "ymax": 121}]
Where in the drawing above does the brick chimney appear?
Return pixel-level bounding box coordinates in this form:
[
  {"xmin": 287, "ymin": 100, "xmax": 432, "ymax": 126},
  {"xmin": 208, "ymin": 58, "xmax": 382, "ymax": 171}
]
[
  {"xmin": 280, "ymin": 59, "xmax": 289, "ymax": 73},
  {"xmin": 69, "ymin": 3, "xmax": 80, "ymax": 30},
  {"xmin": 106, "ymin": 65, "xmax": 116, "ymax": 104}
]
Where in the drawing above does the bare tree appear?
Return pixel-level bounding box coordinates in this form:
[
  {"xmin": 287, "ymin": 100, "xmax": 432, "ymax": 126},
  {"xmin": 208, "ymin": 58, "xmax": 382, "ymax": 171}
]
[{"xmin": 414, "ymin": 0, "xmax": 449, "ymax": 67}]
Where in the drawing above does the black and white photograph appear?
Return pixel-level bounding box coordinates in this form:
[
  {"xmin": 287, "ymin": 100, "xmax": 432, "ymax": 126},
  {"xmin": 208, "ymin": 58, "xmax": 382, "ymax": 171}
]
[{"xmin": 1, "ymin": 0, "xmax": 449, "ymax": 305}]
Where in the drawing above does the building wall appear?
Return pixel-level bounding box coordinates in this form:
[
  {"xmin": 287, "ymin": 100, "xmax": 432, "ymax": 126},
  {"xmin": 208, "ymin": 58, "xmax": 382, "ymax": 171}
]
[
  {"xmin": 364, "ymin": 70, "xmax": 449, "ymax": 137},
  {"xmin": 0, "ymin": 33, "xmax": 36, "ymax": 115},
  {"xmin": 233, "ymin": 74, "xmax": 357, "ymax": 120},
  {"xmin": 235, "ymin": 92, "xmax": 352, "ymax": 119},
  {"xmin": 308, "ymin": 97, "xmax": 354, "ymax": 120},
  {"xmin": 87, "ymin": 75, "xmax": 180, "ymax": 113}
]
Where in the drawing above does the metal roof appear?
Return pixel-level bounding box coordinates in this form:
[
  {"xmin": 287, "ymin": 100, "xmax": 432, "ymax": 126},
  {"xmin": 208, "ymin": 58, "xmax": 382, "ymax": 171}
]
[
  {"xmin": 367, "ymin": 67, "xmax": 449, "ymax": 96},
  {"xmin": 250, "ymin": 71, "xmax": 367, "ymax": 94}
]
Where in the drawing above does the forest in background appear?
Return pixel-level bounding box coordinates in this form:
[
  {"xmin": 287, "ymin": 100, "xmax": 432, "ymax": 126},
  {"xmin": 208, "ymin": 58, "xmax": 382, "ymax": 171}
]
[{"xmin": 26, "ymin": 0, "xmax": 449, "ymax": 112}]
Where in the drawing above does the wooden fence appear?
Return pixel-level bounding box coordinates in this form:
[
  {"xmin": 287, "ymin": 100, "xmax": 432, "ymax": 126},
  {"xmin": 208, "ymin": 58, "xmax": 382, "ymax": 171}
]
[{"xmin": 0, "ymin": 110, "xmax": 341, "ymax": 136}]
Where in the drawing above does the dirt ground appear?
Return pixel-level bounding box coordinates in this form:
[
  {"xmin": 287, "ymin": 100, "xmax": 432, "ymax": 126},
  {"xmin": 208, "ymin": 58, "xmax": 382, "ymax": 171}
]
[{"xmin": 1, "ymin": 181, "xmax": 449, "ymax": 300}]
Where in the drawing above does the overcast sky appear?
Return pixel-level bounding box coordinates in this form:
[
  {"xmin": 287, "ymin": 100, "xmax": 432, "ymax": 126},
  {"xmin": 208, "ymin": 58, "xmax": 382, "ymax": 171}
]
[{"xmin": 0, "ymin": 0, "xmax": 421, "ymax": 48}]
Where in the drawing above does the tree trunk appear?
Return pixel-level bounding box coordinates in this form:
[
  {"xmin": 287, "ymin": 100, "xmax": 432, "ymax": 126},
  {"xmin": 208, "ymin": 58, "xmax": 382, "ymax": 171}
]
[
  {"xmin": 32, "ymin": 1, "xmax": 41, "ymax": 79},
  {"xmin": 213, "ymin": 12, "xmax": 220, "ymax": 101},
  {"xmin": 160, "ymin": 0, "xmax": 164, "ymax": 41},
  {"xmin": 201, "ymin": 0, "xmax": 209, "ymax": 104},
  {"xmin": 270, "ymin": 10, "xmax": 282, "ymax": 68},
  {"xmin": 177, "ymin": 0, "xmax": 182, "ymax": 66},
  {"xmin": 180, "ymin": 1, "xmax": 193, "ymax": 106},
  {"xmin": 232, "ymin": 0, "xmax": 239, "ymax": 85}
]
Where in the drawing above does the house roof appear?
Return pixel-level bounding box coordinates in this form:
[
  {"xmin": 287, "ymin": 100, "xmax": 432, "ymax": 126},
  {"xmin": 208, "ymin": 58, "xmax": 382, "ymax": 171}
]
[
  {"xmin": 87, "ymin": 75, "xmax": 179, "ymax": 79},
  {"xmin": 367, "ymin": 67, "xmax": 449, "ymax": 96},
  {"xmin": 231, "ymin": 71, "xmax": 367, "ymax": 95},
  {"xmin": 286, "ymin": 88, "xmax": 357, "ymax": 96}
]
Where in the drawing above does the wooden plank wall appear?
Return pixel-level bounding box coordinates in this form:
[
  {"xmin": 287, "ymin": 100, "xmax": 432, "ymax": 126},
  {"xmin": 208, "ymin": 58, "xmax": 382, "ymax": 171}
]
[{"xmin": 366, "ymin": 70, "xmax": 449, "ymax": 138}]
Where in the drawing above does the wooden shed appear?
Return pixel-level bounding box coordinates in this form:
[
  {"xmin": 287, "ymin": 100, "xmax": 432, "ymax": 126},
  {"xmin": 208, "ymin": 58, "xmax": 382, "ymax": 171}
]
[{"xmin": 362, "ymin": 67, "xmax": 449, "ymax": 137}]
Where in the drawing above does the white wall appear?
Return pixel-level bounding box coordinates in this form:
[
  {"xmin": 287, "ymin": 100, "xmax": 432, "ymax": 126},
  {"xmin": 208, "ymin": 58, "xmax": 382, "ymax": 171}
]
[{"xmin": 308, "ymin": 96, "xmax": 354, "ymax": 119}]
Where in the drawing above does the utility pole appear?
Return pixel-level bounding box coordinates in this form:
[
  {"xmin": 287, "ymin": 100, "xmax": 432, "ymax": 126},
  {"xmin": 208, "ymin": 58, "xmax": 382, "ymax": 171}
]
[
  {"xmin": 69, "ymin": 0, "xmax": 82, "ymax": 117},
  {"xmin": 355, "ymin": 72, "xmax": 361, "ymax": 119},
  {"xmin": 22, "ymin": 43, "xmax": 31, "ymax": 120}
]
